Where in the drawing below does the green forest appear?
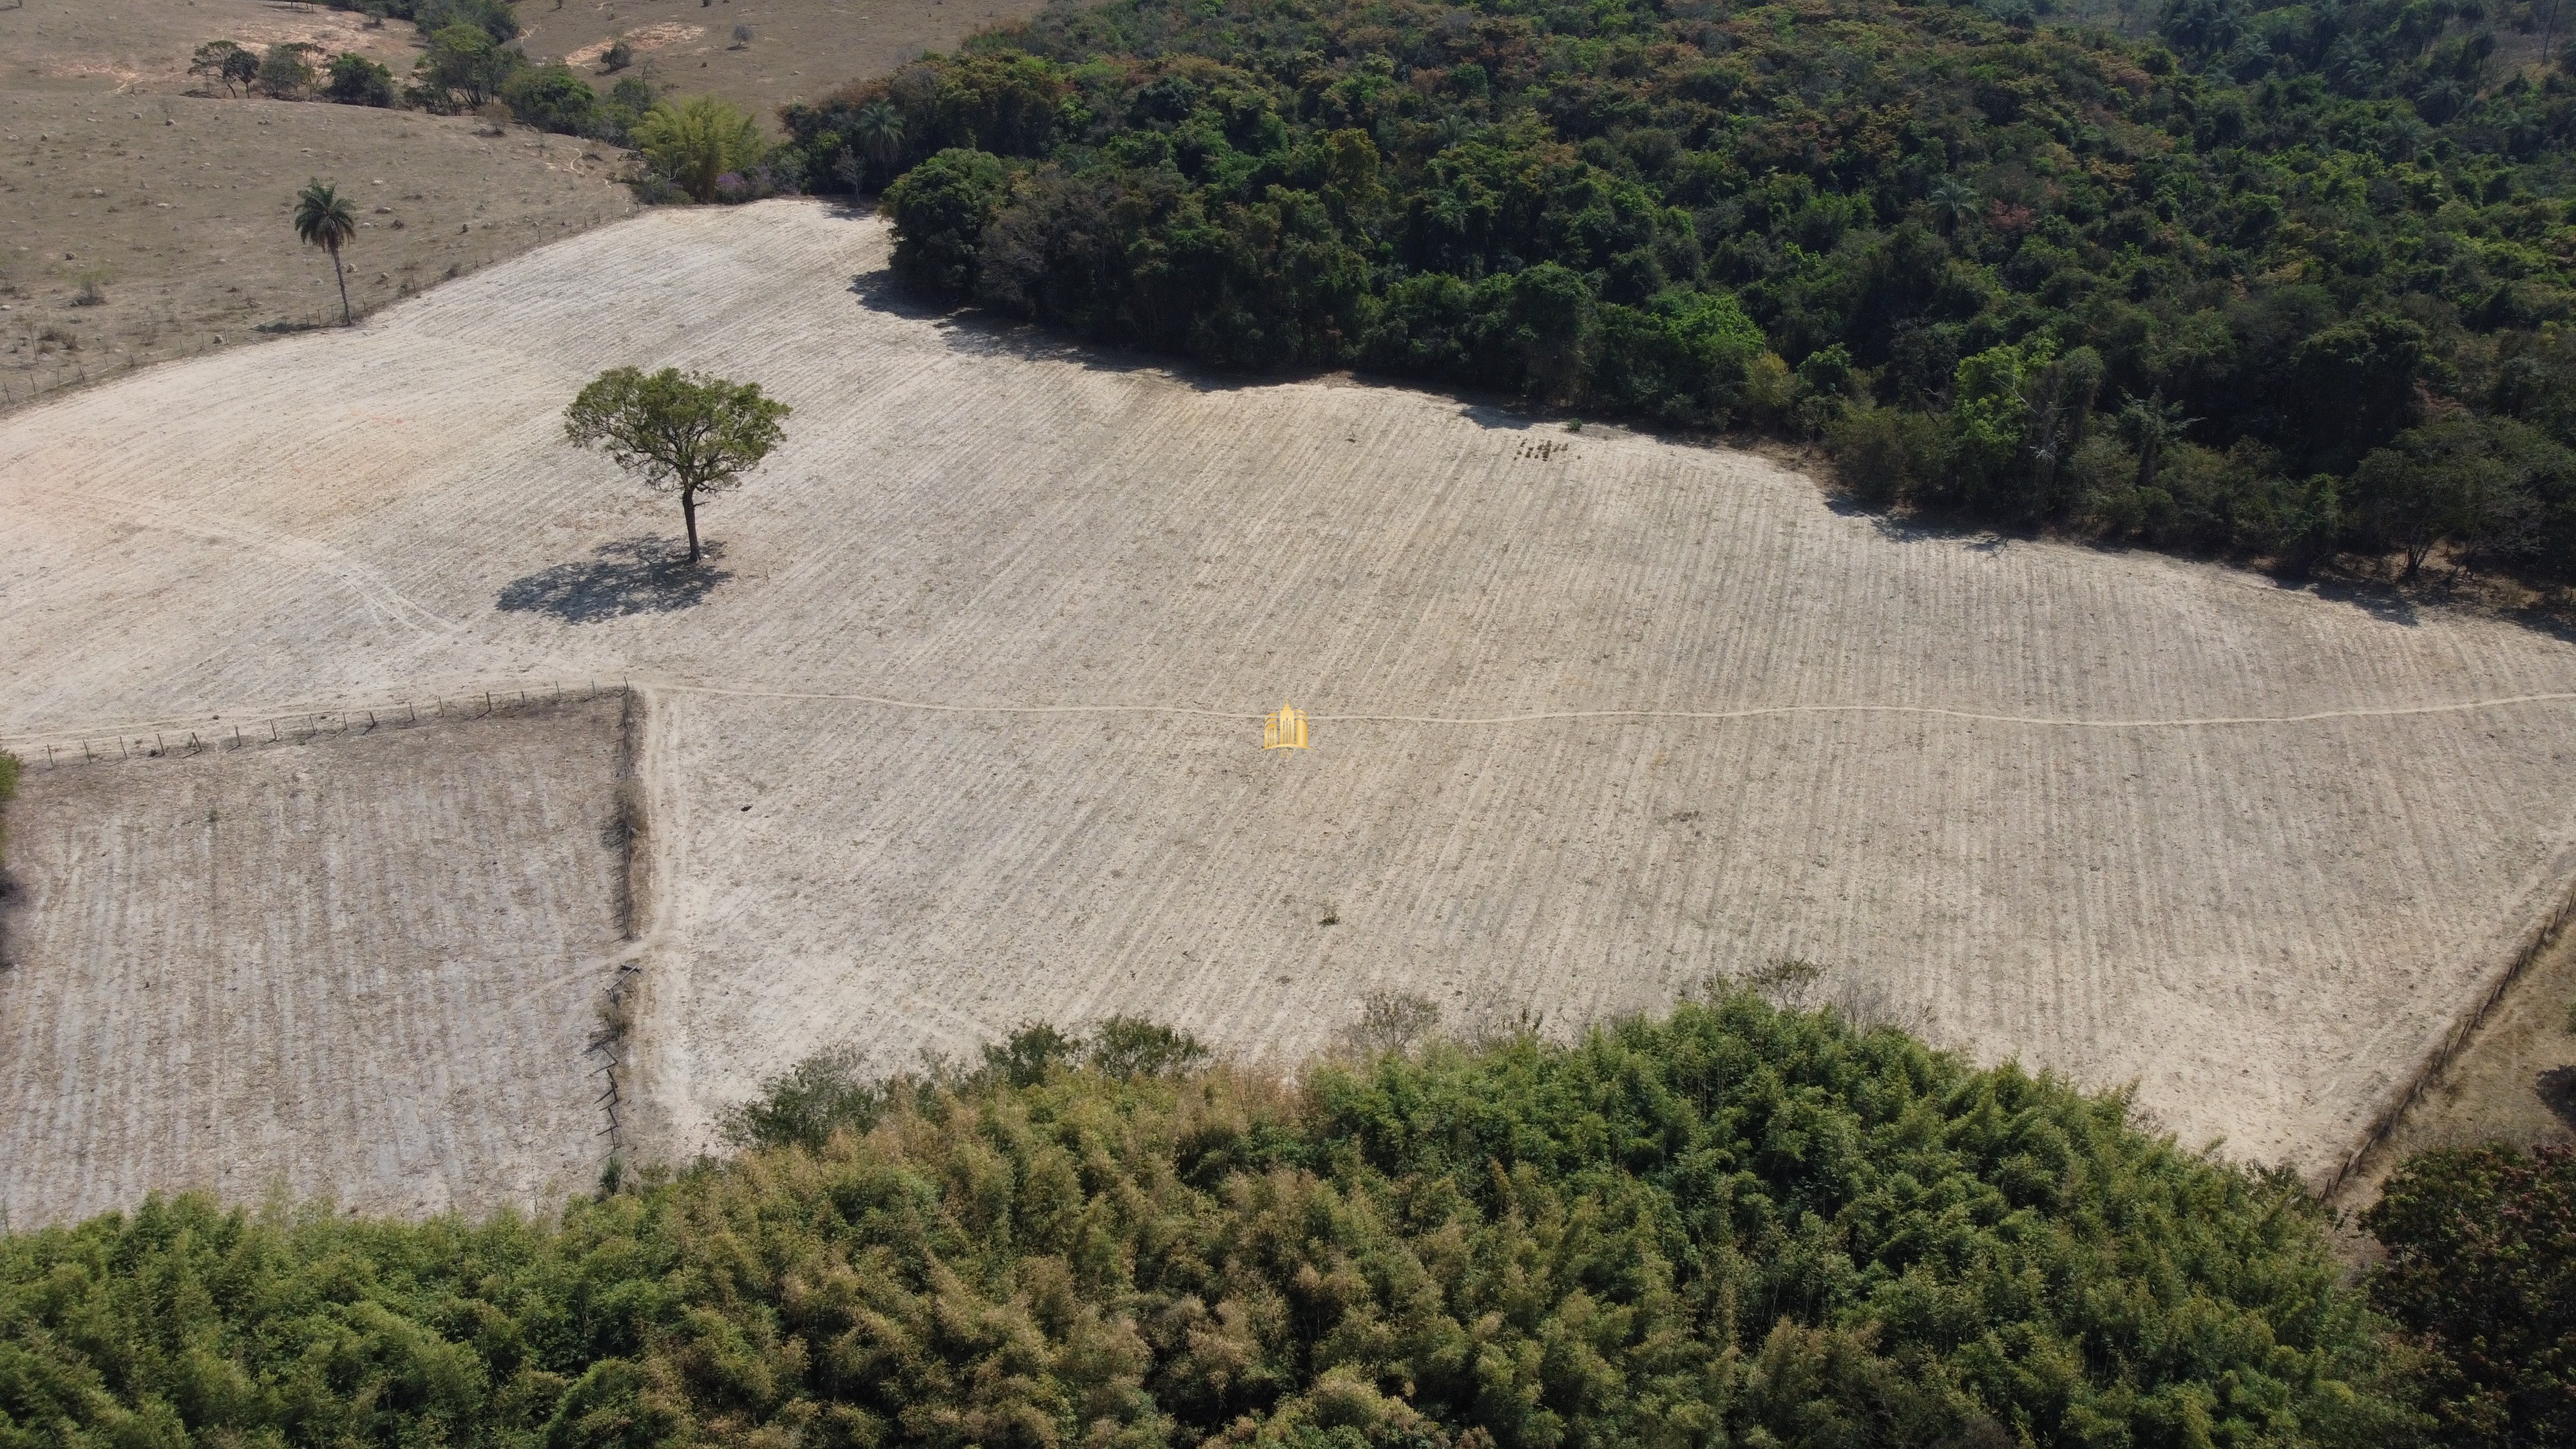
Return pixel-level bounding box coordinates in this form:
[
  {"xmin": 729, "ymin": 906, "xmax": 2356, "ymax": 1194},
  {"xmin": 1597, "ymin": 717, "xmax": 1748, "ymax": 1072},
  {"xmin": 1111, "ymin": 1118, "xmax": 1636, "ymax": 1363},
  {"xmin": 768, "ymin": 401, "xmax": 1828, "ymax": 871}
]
[
  {"xmin": 2, "ymin": 996, "xmax": 2568, "ymax": 1448},
  {"xmin": 773, "ymin": 0, "xmax": 2576, "ymax": 581}
]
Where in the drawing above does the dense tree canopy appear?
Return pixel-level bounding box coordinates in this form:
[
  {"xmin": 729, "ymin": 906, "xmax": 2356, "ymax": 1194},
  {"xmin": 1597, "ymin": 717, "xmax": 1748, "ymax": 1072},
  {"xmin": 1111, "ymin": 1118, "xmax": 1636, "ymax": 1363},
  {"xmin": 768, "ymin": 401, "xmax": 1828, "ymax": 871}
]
[
  {"xmin": 789, "ymin": 0, "xmax": 2576, "ymax": 580},
  {"xmin": 0, "ymin": 996, "xmax": 2412, "ymax": 1448}
]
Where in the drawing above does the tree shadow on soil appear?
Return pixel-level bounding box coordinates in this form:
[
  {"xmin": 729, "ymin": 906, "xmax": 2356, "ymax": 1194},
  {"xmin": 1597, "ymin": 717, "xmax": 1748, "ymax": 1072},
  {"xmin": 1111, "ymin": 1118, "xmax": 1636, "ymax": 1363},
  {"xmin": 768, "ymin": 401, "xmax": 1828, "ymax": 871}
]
[
  {"xmin": 839, "ymin": 263, "xmax": 2576, "ymax": 643},
  {"xmin": 2276, "ymin": 574, "xmax": 2421, "ymax": 627},
  {"xmin": 497, "ymin": 538, "xmax": 730, "ymax": 623},
  {"xmin": 848, "ymin": 267, "xmax": 1323, "ymax": 395},
  {"xmin": 2539, "ymin": 1066, "xmax": 2576, "ymax": 1132}
]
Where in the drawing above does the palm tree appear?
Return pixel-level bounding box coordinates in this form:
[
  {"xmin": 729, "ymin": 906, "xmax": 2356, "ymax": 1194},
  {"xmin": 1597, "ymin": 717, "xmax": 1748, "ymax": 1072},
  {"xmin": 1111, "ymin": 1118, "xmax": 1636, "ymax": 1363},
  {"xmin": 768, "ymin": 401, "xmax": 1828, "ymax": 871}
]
[
  {"xmin": 292, "ymin": 178, "xmax": 358, "ymax": 327},
  {"xmin": 2115, "ymin": 392, "xmax": 2195, "ymax": 496},
  {"xmin": 632, "ymin": 97, "xmax": 765, "ymax": 204},
  {"xmin": 1927, "ymin": 177, "xmax": 1980, "ymax": 236},
  {"xmin": 852, "ymin": 100, "xmax": 906, "ymax": 169}
]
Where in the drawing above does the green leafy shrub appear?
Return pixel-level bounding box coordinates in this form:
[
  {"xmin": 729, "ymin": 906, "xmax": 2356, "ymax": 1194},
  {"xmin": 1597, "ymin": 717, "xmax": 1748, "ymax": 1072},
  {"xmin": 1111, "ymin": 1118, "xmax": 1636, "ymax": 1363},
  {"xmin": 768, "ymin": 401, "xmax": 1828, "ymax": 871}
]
[
  {"xmin": 323, "ymin": 52, "xmax": 399, "ymax": 108},
  {"xmin": 0, "ymin": 996, "xmax": 2412, "ymax": 1447},
  {"xmin": 2366, "ymin": 1142, "xmax": 2576, "ymax": 1448},
  {"xmin": 632, "ymin": 97, "xmax": 770, "ymax": 204},
  {"xmin": 882, "ymin": 147, "xmax": 1015, "ymax": 291}
]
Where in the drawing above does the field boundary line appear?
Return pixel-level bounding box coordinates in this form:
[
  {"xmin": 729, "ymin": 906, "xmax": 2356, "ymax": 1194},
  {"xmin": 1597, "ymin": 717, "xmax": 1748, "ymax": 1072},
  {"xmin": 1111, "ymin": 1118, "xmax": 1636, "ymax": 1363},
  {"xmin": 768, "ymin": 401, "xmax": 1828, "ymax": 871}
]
[
  {"xmin": 2, "ymin": 681, "xmax": 627, "ymax": 769},
  {"xmin": 651, "ymin": 681, "xmax": 2576, "ymax": 732},
  {"xmin": 18, "ymin": 683, "xmax": 2576, "ymax": 761},
  {"xmin": 2325, "ymin": 854, "xmax": 2576, "ymax": 1202},
  {"xmin": 1308, "ymin": 692, "xmax": 2576, "ymax": 729}
]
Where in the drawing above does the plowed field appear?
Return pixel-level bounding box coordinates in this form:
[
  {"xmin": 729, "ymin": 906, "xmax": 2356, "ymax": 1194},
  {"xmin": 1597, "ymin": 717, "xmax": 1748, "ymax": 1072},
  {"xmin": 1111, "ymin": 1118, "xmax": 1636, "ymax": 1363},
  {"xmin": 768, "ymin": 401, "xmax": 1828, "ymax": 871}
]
[
  {"xmin": 0, "ymin": 701, "xmax": 628, "ymax": 1226},
  {"xmin": 6, "ymin": 201, "xmax": 2575, "ymax": 1206}
]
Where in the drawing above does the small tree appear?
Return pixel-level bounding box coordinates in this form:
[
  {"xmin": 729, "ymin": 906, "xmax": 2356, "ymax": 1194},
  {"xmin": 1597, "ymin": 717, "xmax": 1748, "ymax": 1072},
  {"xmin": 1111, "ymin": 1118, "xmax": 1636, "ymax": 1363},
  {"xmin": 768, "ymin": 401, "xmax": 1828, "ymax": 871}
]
[
  {"xmin": 324, "ymin": 53, "xmax": 399, "ymax": 108},
  {"xmin": 291, "ymin": 178, "xmax": 357, "ymax": 326},
  {"xmin": 189, "ymin": 41, "xmax": 261, "ymax": 97},
  {"xmin": 563, "ymin": 367, "xmax": 790, "ymax": 564},
  {"xmin": 850, "ymin": 99, "xmax": 906, "ymax": 176},
  {"xmin": 256, "ymin": 43, "xmax": 319, "ymax": 100}
]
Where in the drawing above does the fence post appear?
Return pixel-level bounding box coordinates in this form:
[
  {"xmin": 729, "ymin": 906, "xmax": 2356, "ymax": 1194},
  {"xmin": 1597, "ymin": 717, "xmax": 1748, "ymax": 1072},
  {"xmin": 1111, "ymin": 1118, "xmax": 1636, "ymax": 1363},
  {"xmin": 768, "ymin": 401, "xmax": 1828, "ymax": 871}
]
[{"xmin": 155, "ymin": 733, "xmax": 163, "ymax": 755}]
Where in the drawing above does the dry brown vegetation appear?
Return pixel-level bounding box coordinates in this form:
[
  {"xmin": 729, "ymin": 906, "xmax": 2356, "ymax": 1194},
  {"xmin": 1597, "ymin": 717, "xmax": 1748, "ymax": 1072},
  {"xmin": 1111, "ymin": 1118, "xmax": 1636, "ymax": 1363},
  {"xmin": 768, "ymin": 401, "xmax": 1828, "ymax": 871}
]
[
  {"xmin": 8, "ymin": 204, "xmax": 2576, "ymax": 1221},
  {"xmin": 0, "ymin": 0, "xmax": 1040, "ymax": 413},
  {"xmin": 518, "ymin": 0, "xmax": 1040, "ymax": 129},
  {"xmin": 0, "ymin": 698, "xmax": 629, "ymax": 1227},
  {"xmin": 2334, "ymin": 925, "xmax": 2576, "ymax": 1210},
  {"xmin": 0, "ymin": 0, "xmax": 638, "ymax": 411}
]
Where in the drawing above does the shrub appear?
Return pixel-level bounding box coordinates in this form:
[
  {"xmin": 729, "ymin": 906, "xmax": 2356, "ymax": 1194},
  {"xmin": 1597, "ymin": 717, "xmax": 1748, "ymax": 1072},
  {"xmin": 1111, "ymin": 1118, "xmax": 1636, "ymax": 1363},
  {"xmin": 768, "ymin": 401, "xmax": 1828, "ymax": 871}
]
[
  {"xmin": 1826, "ymin": 404, "xmax": 1950, "ymax": 507},
  {"xmin": 499, "ymin": 63, "xmax": 599, "ymax": 136},
  {"xmin": 412, "ymin": 0, "xmax": 519, "ymax": 43},
  {"xmin": 2366, "ymin": 1142, "xmax": 2576, "ymax": 1448},
  {"xmin": 717, "ymin": 1045, "xmax": 884, "ymax": 1151},
  {"xmin": 0, "ymin": 749, "xmax": 17, "ymax": 869}
]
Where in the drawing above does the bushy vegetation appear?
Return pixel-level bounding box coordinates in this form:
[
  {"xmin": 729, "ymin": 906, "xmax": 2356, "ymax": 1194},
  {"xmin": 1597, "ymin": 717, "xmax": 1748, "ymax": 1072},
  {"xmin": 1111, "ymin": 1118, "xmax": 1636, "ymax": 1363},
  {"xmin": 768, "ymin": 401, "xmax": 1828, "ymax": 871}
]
[
  {"xmin": 792, "ymin": 0, "xmax": 2576, "ymax": 582},
  {"xmin": 2363, "ymin": 1141, "xmax": 2576, "ymax": 1449},
  {"xmin": 0, "ymin": 995, "xmax": 2415, "ymax": 1447},
  {"xmin": 187, "ymin": 4, "xmax": 771, "ymax": 194},
  {"xmin": 0, "ymin": 750, "xmax": 17, "ymax": 872}
]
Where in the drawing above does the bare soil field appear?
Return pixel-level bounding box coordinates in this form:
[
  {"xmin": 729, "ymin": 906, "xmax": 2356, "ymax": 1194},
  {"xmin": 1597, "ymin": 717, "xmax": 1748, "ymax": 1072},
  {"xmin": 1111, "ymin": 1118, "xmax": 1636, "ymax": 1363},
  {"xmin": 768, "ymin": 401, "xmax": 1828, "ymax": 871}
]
[
  {"xmin": 0, "ymin": 699, "xmax": 629, "ymax": 1227},
  {"xmin": 516, "ymin": 0, "xmax": 1042, "ymax": 129},
  {"xmin": 6, "ymin": 203, "xmax": 2576, "ymax": 1211}
]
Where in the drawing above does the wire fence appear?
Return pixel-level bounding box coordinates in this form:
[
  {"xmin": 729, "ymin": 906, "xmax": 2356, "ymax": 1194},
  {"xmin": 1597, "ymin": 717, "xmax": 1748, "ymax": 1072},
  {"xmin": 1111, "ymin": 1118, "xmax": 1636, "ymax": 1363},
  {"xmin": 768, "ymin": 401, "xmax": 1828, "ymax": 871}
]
[{"xmin": 7, "ymin": 679, "xmax": 629, "ymax": 772}]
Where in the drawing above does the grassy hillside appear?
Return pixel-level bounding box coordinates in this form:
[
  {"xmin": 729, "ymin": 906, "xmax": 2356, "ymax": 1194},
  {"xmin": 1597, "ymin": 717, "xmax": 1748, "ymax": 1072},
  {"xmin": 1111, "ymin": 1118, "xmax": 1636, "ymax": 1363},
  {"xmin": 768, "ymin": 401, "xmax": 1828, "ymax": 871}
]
[
  {"xmin": 0, "ymin": 996, "xmax": 2411, "ymax": 1447},
  {"xmin": 782, "ymin": 0, "xmax": 2575, "ymax": 581}
]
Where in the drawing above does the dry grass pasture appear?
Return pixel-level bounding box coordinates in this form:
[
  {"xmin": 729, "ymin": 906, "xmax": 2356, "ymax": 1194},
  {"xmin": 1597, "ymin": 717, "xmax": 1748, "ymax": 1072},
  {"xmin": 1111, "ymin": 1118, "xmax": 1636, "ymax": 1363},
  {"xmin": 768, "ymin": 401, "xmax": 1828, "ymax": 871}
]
[
  {"xmin": 7, "ymin": 203, "xmax": 2576, "ymax": 1215},
  {"xmin": 0, "ymin": 699, "xmax": 629, "ymax": 1227},
  {"xmin": 0, "ymin": 0, "xmax": 1042, "ymax": 413},
  {"xmin": 2333, "ymin": 925, "xmax": 2576, "ymax": 1208},
  {"xmin": 0, "ymin": 0, "xmax": 639, "ymax": 411},
  {"xmin": 516, "ymin": 0, "xmax": 1042, "ymax": 129}
]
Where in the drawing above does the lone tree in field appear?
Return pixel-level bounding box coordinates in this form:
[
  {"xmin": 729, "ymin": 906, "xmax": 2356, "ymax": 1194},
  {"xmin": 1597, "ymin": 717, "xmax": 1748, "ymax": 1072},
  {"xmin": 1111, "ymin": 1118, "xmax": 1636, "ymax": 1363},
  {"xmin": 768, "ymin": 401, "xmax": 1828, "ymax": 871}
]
[
  {"xmin": 291, "ymin": 179, "xmax": 357, "ymax": 327},
  {"xmin": 563, "ymin": 368, "xmax": 790, "ymax": 564}
]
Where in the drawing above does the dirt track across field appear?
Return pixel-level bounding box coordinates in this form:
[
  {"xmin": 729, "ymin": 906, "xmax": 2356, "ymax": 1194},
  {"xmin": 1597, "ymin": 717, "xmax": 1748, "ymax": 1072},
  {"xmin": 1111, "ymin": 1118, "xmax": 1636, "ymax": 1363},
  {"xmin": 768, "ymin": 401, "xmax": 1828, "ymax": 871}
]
[
  {"xmin": 6, "ymin": 202, "xmax": 2576, "ymax": 1210},
  {"xmin": 0, "ymin": 699, "xmax": 628, "ymax": 1226}
]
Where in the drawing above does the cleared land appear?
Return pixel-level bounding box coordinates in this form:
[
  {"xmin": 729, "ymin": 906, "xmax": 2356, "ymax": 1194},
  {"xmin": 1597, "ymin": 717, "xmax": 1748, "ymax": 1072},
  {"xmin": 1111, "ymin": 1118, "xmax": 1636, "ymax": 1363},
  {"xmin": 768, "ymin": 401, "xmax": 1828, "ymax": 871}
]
[
  {"xmin": 6, "ymin": 204, "xmax": 2576, "ymax": 1209},
  {"xmin": 0, "ymin": 699, "xmax": 629, "ymax": 1227}
]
